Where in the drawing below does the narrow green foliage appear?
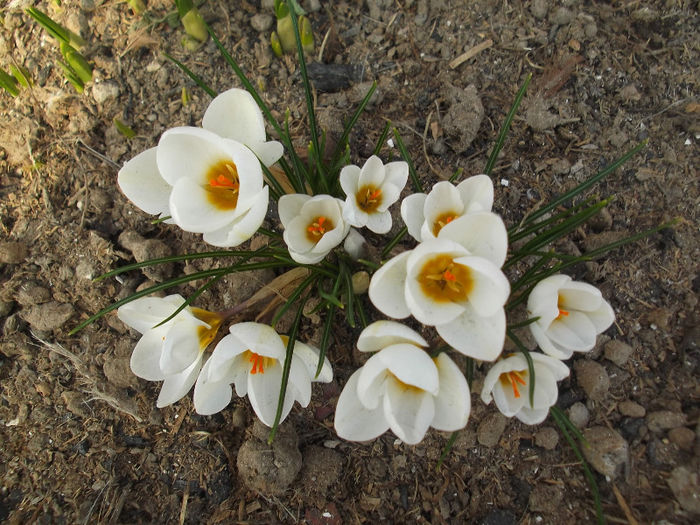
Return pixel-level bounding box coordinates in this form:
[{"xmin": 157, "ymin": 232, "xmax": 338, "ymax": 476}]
[
  {"xmin": 271, "ymin": 272, "xmax": 319, "ymax": 326},
  {"xmin": 437, "ymin": 431, "xmax": 459, "ymax": 469},
  {"xmin": 26, "ymin": 7, "xmax": 86, "ymax": 48},
  {"xmin": 341, "ymin": 263, "xmax": 356, "ymax": 328},
  {"xmin": 181, "ymin": 86, "xmax": 191, "ymax": 106},
  {"xmin": 152, "ymin": 275, "xmax": 223, "ymax": 328},
  {"xmin": 550, "ymin": 406, "xmax": 604, "ymax": 524},
  {"xmin": 509, "ymin": 196, "xmax": 598, "ymax": 241},
  {"xmin": 373, "ymin": 121, "xmax": 392, "ymax": 156},
  {"xmin": 484, "ymin": 73, "xmax": 531, "ymax": 175},
  {"xmin": 10, "ymin": 65, "xmax": 32, "ymax": 88},
  {"xmin": 465, "ymin": 357, "xmax": 474, "ymax": 385},
  {"xmin": 0, "ymin": 68, "xmax": 19, "ymax": 97},
  {"xmin": 381, "ymin": 226, "xmax": 408, "ymax": 258},
  {"xmin": 60, "ymin": 42, "xmax": 92, "ymax": 83},
  {"xmin": 506, "ymin": 329, "xmax": 536, "ymax": 407},
  {"xmin": 392, "ymin": 128, "xmax": 423, "ymax": 192},
  {"xmin": 448, "ymin": 167, "xmax": 463, "ymax": 183},
  {"xmin": 268, "ymin": 293, "xmax": 308, "ymax": 444},
  {"xmin": 520, "ymin": 140, "xmax": 647, "ymax": 228},
  {"xmin": 317, "ymin": 305, "xmax": 336, "ymax": 377},
  {"xmin": 57, "ymin": 60, "xmax": 84, "ymax": 92},
  {"xmin": 162, "ymin": 51, "xmax": 216, "ymax": 97},
  {"xmin": 113, "ymin": 118, "xmax": 136, "ymax": 139}
]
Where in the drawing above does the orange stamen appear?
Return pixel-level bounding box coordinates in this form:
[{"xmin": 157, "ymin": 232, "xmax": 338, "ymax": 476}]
[
  {"xmin": 443, "ymin": 269, "xmax": 457, "ymax": 282},
  {"xmin": 210, "ymin": 174, "xmax": 237, "ymax": 188},
  {"xmin": 307, "ymin": 216, "xmax": 330, "ymax": 237},
  {"xmin": 557, "ymin": 309, "xmax": 569, "ymax": 319},
  {"xmin": 507, "ymin": 371, "xmax": 527, "ymax": 398},
  {"xmin": 369, "ymin": 189, "xmax": 382, "ymax": 200},
  {"xmin": 249, "ymin": 352, "xmax": 265, "ymax": 374}
]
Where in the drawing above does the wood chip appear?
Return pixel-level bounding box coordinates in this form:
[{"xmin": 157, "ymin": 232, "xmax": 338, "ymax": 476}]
[{"xmin": 449, "ymin": 39, "xmax": 493, "ymax": 69}]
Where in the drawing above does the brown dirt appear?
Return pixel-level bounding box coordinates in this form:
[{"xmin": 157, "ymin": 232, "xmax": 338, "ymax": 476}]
[{"xmin": 1, "ymin": 1, "xmax": 698, "ymax": 523}]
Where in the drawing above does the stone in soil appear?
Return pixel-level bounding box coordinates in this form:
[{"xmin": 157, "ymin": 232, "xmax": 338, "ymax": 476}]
[
  {"xmin": 298, "ymin": 445, "xmax": 343, "ymax": 500},
  {"xmin": 618, "ymin": 400, "xmax": 646, "ymax": 418},
  {"xmin": 667, "ymin": 466, "xmax": 700, "ymax": 514},
  {"xmin": 20, "ymin": 301, "xmax": 75, "ymax": 331},
  {"xmin": 668, "ymin": 427, "xmax": 695, "ymax": 452},
  {"xmin": 646, "ymin": 411, "xmax": 687, "ymax": 433},
  {"xmin": 118, "ymin": 231, "xmax": 173, "ymax": 282},
  {"xmin": 103, "ymin": 356, "xmax": 139, "ymax": 389},
  {"xmin": 15, "ymin": 282, "xmax": 51, "ymax": 306},
  {"xmin": 441, "ymin": 84, "xmax": 484, "ymax": 154},
  {"xmin": 477, "ymin": 412, "xmax": 507, "ymax": 448},
  {"xmin": 528, "ymin": 483, "xmax": 563, "ymax": 513},
  {"xmin": 534, "ymin": 427, "xmax": 559, "ymax": 450},
  {"xmin": 567, "ymin": 401, "xmax": 589, "ymax": 429},
  {"xmin": 582, "ymin": 426, "xmax": 629, "ymax": 479},
  {"xmin": 604, "ymin": 340, "xmax": 634, "ymax": 366},
  {"xmin": 0, "ymin": 241, "xmax": 28, "ymax": 264},
  {"xmin": 574, "ymin": 360, "xmax": 609, "ymax": 401},
  {"xmin": 237, "ymin": 420, "xmax": 302, "ymax": 495}
]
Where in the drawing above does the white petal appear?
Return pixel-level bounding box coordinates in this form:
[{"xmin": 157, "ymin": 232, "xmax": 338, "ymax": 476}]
[
  {"xmin": 587, "ymin": 299, "xmax": 615, "ymax": 333},
  {"xmin": 334, "ymin": 369, "xmax": 390, "ymax": 442},
  {"xmin": 383, "ymin": 377, "xmax": 435, "ymax": 445},
  {"xmin": 117, "ymin": 294, "xmax": 186, "ymax": 333},
  {"xmin": 248, "ymin": 361, "xmax": 294, "ymax": 426},
  {"xmin": 284, "ymin": 214, "xmax": 318, "ymax": 255},
  {"xmin": 528, "ymin": 364, "xmax": 559, "ymax": 410},
  {"xmin": 343, "ymin": 228, "xmax": 367, "ymax": 260},
  {"xmin": 423, "ymin": 182, "xmax": 464, "ymax": 234},
  {"xmin": 160, "ymin": 320, "xmax": 203, "ymax": 374},
  {"xmin": 436, "ymin": 305, "xmax": 506, "ymax": 361},
  {"xmin": 431, "ymin": 353, "xmax": 471, "ymax": 431},
  {"xmin": 546, "ymin": 311, "xmax": 597, "ymax": 352},
  {"xmin": 130, "ymin": 329, "xmax": 167, "ymax": 380},
  {"xmin": 358, "ymin": 155, "xmax": 385, "ymax": 188},
  {"xmin": 453, "ymin": 255, "xmax": 510, "ymax": 316},
  {"xmin": 531, "ymin": 352, "xmax": 570, "ymax": 382},
  {"xmin": 278, "ymin": 193, "xmax": 311, "ymax": 227},
  {"xmin": 365, "ymin": 210, "xmax": 392, "ymax": 234},
  {"xmin": 247, "ymin": 140, "xmax": 284, "ymax": 167},
  {"xmin": 203, "ymin": 186, "xmax": 269, "ymax": 247},
  {"xmin": 342, "ymin": 198, "xmax": 368, "ymax": 228},
  {"xmin": 169, "ymin": 177, "xmax": 240, "ymax": 233},
  {"xmin": 355, "ymin": 358, "xmax": 388, "ymax": 411},
  {"xmin": 356, "ymin": 320, "xmax": 427, "ymax": 352},
  {"xmin": 202, "ymin": 88, "xmax": 266, "ymax": 145},
  {"xmin": 379, "ymin": 344, "xmax": 439, "ymax": 393},
  {"xmin": 203, "ymin": 333, "xmax": 248, "ymax": 382},
  {"xmin": 193, "ymin": 357, "xmax": 234, "ymax": 415},
  {"xmin": 383, "ymin": 161, "xmax": 409, "ymax": 193},
  {"xmin": 368, "ymin": 251, "xmax": 412, "ymax": 319},
  {"xmin": 229, "ymin": 322, "xmax": 286, "ymax": 360},
  {"xmin": 456, "ymin": 174, "xmax": 494, "ymax": 212},
  {"xmin": 287, "ymin": 356, "xmax": 312, "ymax": 407},
  {"xmin": 558, "ymin": 281, "xmax": 604, "ymax": 312},
  {"xmin": 439, "ymin": 212, "xmax": 509, "ymax": 267},
  {"xmin": 376, "ymin": 182, "xmax": 401, "ymax": 212},
  {"xmin": 292, "ymin": 341, "xmax": 333, "ymax": 382},
  {"xmin": 156, "ymin": 353, "xmax": 203, "ymax": 407},
  {"xmin": 516, "ymin": 406, "xmax": 549, "ymax": 425},
  {"xmin": 117, "ymin": 147, "xmax": 171, "ymax": 217},
  {"xmin": 157, "ymin": 127, "xmax": 228, "ymax": 186},
  {"xmin": 400, "ymin": 193, "xmax": 427, "ymax": 242},
  {"xmin": 287, "ymin": 248, "xmax": 327, "ymax": 264},
  {"xmin": 527, "ymin": 274, "xmax": 571, "ymax": 324},
  {"xmin": 530, "ymin": 321, "xmax": 573, "ymax": 359},
  {"xmin": 339, "ymin": 165, "xmax": 361, "ymax": 197}
]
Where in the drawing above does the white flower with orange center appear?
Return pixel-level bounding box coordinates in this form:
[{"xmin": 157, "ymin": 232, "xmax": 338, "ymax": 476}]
[
  {"xmin": 117, "ymin": 88, "xmax": 282, "ymax": 246},
  {"xmin": 369, "ymin": 214, "xmax": 510, "ymax": 361},
  {"xmin": 400, "ymin": 175, "xmax": 494, "ymax": 242},
  {"xmin": 339, "ymin": 155, "xmax": 408, "ymax": 233},
  {"xmin": 117, "ymin": 294, "xmax": 223, "ymax": 408},
  {"xmin": 527, "ymin": 274, "xmax": 615, "ymax": 359},
  {"xmin": 279, "ymin": 194, "xmax": 350, "ymax": 264},
  {"xmin": 193, "ymin": 322, "xmax": 333, "ymax": 425},
  {"xmin": 334, "ymin": 321, "xmax": 470, "ymax": 444},
  {"xmin": 481, "ymin": 352, "xmax": 570, "ymax": 424}
]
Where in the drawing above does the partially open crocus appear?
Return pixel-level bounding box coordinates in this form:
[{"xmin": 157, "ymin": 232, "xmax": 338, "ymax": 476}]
[
  {"xmin": 528, "ymin": 274, "xmax": 615, "ymax": 360},
  {"xmin": 193, "ymin": 322, "xmax": 332, "ymax": 425},
  {"xmin": 340, "ymin": 155, "xmax": 408, "ymax": 234},
  {"xmin": 481, "ymin": 352, "xmax": 570, "ymax": 424},
  {"xmin": 368, "ymin": 231, "xmax": 510, "ymax": 361},
  {"xmin": 117, "ymin": 294, "xmax": 223, "ymax": 408},
  {"xmin": 279, "ymin": 194, "xmax": 350, "ymax": 264},
  {"xmin": 400, "ymin": 175, "xmax": 494, "ymax": 242},
  {"xmin": 334, "ymin": 321, "xmax": 471, "ymax": 444}
]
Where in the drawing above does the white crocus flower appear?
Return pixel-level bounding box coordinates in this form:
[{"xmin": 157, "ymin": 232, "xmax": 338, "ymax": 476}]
[
  {"xmin": 368, "ymin": 216, "xmax": 510, "ymax": 360},
  {"xmin": 401, "ymin": 175, "xmax": 494, "ymax": 242},
  {"xmin": 117, "ymin": 88, "xmax": 282, "ymax": 246},
  {"xmin": 279, "ymin": 194, "xmax": 351, "ymax": 264},
  {"xmin": 339, "ymin": 155, "xmax": 409, "ymax": 234},
  {"xmin": 117, "ymin": 294, "xmax": 223, "ymax": 408},
  {"xmin": 481, "ymin": 352, "xmax": 570, "ymax": 425},
  {"xmin": 334, "ymin": 321, "xmax": 470, "ymax": 444},
  {"xmin": 527, "ymin": 274, "xmax": 615, "ymax": 360},
  {"xmin": 193, "ymin": 322, "xmax": 333, "ymax": 425}
]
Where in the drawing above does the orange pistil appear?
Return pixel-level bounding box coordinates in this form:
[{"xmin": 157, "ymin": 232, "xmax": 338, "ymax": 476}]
[
  {"xmin": 418, "ymin": 255, "xmax": 473, "ymax": 302},
  {"xmin": 443, "ymin": 269, "xmax": 457, "ymax": 282},
  {"xmin": 205, "ymin": 160, "xmax": 240, "ymax": 210},
  {"xmin": 356, "ymin": 185, "xmax": 383, "ymax": 213},
  {"xmin": 306, "ymin": 215, "xmax": 334, "ymax": 242},
  {"xmin": 432, "ymin": 211, "xmax": 459, "ymax": 236},
  {"xmin": 500, "ymin": 370, "xmax": 528, "ymax": 398},
  {"xmin": 249, "ymin": 352, "xmax": 265, "ymax": 374},
  {"xmin": 557, "ymin": 309, "xmax": 570, "ymax": 320}
]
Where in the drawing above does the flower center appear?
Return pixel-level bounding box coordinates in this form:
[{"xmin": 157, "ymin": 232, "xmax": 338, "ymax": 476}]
[
  {"xmin": 556, "ymin": 295, "xmax": 570, "ymax": 320},
  {"xmin": 499, "ymin": 369, "xmax": 528, "ymax": 398},
  {"xmin": 191, "ymin": 308, "xmax": 224, "ymax": 350},
  {"xmin": 306, "ymin": 215, "xmax": 334, "ymax": 242},
  {"xmin": 205, "ymin": 160, "xmax": 240, "ymax": 210},
  {"xmin": 432, "ymin": 211, "xmax": 460, "ymax": 236},
  {"xmin": 418, "ymin": 254, "xmax": 473, "ymax": 302},
  {"xmin": 356, "ymin": 185, "xmax": 383, "ymax": 213},
  {"xmin": 245, "ymin": 351, "xmax": 276, "ymax": 374}
]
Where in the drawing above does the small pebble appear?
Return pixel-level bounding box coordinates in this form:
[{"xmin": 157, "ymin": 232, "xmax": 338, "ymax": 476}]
[
  {"xmin": 549, "ymin": 7, "xmax": 574, "ymax": 26},
  {"xmin": 574, "ymin": 360, "xmax": 610, "ymax": 401},
  {"xmin": 668, "ymin": 427, "xmax": 695, "ymax": 452},
  {"xmin": 0, "ymin": 241, "xmax": 28, "ymax": 264},
  {"xmin": 582, "ymin": 426, "xmax": 629, "ymax": 479},
  {"xmin": 534, "ymin": 427, "xmax": 559, "ymax": 450},
  {"xmin": 477, "ymin": 413, "xmax": 507, "ymax": 448},
  {"xmin": 250, "ymin": 13, "xmax": 273, "ymax": 32},
  {"xmin": 647, "ymin": 411, "xmax": 688, "ymax": 433},
  {"xmin": 618, "ymin": 400, "xmax": 646, "ymax": 418},
  {"xmin": 567, "ymin": 402, "xmax": 589, "ymax": 429},
  {"xmin": 604, "ymin": 340, "xmax": 634, "ymax": 366},
  {"xmin": 668, "ymin": 467, "xmax": 700, "ymax": 513},
  {"xmin": 20, "ymin": 301, "xmax": 75, "ymax": 331},
  {"xmin": 92, "ymin": 80, "xmax": 120, "ymax": 104},
  {"xmin": 529, "ymin": 0, "xmax": 548, "ymax": 20}
]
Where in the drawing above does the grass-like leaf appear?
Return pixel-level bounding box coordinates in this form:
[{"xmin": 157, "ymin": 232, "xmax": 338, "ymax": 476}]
[
  {"xmin": 151, "ymin": 274, "xmax": 223, "ymax": 328},
  {"xmin": 436, "ymin": 431, "xmax": 459, "ymax": 470},
  {"xmin": 373, "ymin": 121, "xmax": 392, "ymax": 156},
  {"xmin": 381, "ymin": 226, "xmax": 408, "ymax": 259},
  {"xmin": 506, "ymin": 329, "xmax": 536, "ymax": 407},
  {"xmin": 330, "ymin": 81, "xmax": 378, "ymax": 172},
  {"xmin": 162, "ymin": 51, "xmax": 216, "ymax": 97},
  {"xmin": 484, "ymin": 73, "xmax": 531, "ymax": 175}
]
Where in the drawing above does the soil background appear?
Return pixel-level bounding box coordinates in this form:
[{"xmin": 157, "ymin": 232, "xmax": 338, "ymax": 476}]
[{"xmin": 1, "ymin": 0, "xmax": 699, "ymax": 523}]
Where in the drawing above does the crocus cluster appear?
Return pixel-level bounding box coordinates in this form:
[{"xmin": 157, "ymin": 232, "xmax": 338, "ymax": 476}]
[{"xmin": 116, "ymin": 85, "xmax": 616, "ymax": 446}]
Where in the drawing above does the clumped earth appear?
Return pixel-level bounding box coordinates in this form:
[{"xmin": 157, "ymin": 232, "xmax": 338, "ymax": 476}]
[{"xmin": 1, "ymin": 0, "xmax": 698, "ymax": 523}]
